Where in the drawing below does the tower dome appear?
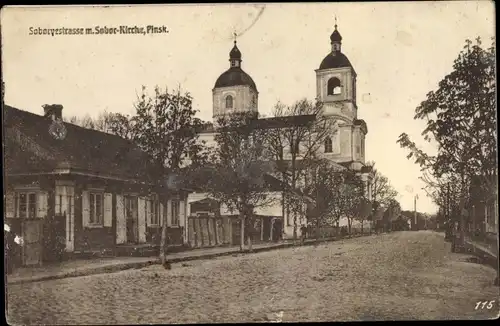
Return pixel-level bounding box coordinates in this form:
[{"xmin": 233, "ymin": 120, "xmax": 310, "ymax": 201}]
[
  {"xmin": 212, "ymin": 38, "xmax": 259, "ymax": 120},
  {"xmin": 330, "ymin": 28, "xmax": 342, "ymax": 43},
  {"xmin": 214, "ymin": 40, "xmax": 257, "ymax": 92},
  {"xmin": 319, "ymin": 53, "xmax": 352, "ymax": 70},
  {"xmin": 229, "ymin": 42, "xmax": 241, "ymax": 60},
  {"xmin": 318, "ymin": 22, "xmax": 353, "ymax": 70}
]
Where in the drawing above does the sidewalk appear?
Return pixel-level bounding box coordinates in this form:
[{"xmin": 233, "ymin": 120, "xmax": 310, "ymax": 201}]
[
  {"xmin": 7, "ymin": 236, "xmax": 347, "ymax": 285},
  {"xmin": 464, "ymin": 237, "xmax": 498, "ymax": 258}
]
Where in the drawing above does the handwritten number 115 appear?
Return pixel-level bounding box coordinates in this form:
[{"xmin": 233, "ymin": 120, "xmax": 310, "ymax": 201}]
[{"xmin": 475, "ymin": 301, "xmax": 495, "ymax": 310}]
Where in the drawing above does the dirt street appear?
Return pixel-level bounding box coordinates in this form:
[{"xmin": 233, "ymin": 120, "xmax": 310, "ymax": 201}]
[{"xmin": 6, "ymin": 231, "xmax": 499, "ymax": 324}]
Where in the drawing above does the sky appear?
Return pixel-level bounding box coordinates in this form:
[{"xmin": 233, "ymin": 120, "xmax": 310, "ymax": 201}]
[{"xmin": 1, "ymin": 2, "xmax": 495, "ymax": 214}]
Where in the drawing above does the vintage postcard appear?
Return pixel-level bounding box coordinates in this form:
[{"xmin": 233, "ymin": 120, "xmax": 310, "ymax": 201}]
[{"xmin": 2, "ymin": 2, "xmax": 498, "ymax": 324}]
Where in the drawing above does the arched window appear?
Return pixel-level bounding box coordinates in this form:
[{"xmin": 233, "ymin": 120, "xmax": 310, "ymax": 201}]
[
  {"xmin": 225, "ymin": 95, "xmax": 233, "ymax": 109},
  {"xmin": 324, "ymin": 137, "xmax": 333, "ymax": 153},
  {"xmin": 327, "ymin": 77, "xmax": 342, "ymax": 95}
]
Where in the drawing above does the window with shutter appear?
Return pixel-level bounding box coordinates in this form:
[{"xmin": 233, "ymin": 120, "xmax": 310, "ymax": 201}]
[
  {"xmin": 124, "ymin": 196, "xmax": 138, "ymax": 220},
  {"xmin": 153, "ymin": 200, "xmax": 159, "ymax": 225},
  {"xmin": 179, "ymin": 200, "xmax": 185, "ymax": 227},
  {"xmin": 159, "ymin": 202, "xmax": 164, "ymax": 226},
  {"xmin": 82, "ymin": 191, "xmax": 90, "ymax": 227},
  {"xmin": 171, "ymin": 200, "xmax": 180, "ymax": 226},
  {"xmin": 116, "ymin": 194, "xmax": 126, "ymax": 244},
  {"xmin": 137, "ymin": 197, "xmax": 146, "ymax": 243},
  {"xmin": 89, "ymin": 192, "xmax": 104, "ymax": 225},
  {"xmin": 5, "ymin": 191, "xmax": 15, "ymax": 218},
  {"xmin": 37, "ymin": 191, "xmax": 48, "ymax": 218},
  {"xmin": 145, "ymin": 199, "xmax": 150, "ymax": 226},
  {"xmin": 148, "ymin": 197, "xmax": 160, "ymax": 226},
  {"xmin": 16, "ymin": 191, "xmax": 38, "ymax": 218},
  {"xmin": 103, "ymin": 193, "xmax": 113, "ymax": 227}
]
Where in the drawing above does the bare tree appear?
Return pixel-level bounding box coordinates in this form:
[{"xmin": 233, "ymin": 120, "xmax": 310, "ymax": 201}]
[
  {"xmin": 338, "ymin": 171, "xmax": 366, "ymax": 236},
  {"xmin": 65, "ymin": 114, "xmax": 97, "ymax": 129},
  {"xmin": 264, "ymin": 99, "xmax": 335, "ymax": 240},
  {"xmin": 131, "ymin": 86, "xmax": 205, "ymax": 266},
  {"xmin": 366, "ymin": 161, "xmax": 398, "ymax": 209},
  {"xmin": 64, "ymin": 110, "xmax": 134, "ymax": 138},
  {"xmin": 202, "ymin": 112, "xmax": 277, "ymax": 251},
  {"xmin": 304, "ymin": 159, "xmax": 344, "ymax": 239}
]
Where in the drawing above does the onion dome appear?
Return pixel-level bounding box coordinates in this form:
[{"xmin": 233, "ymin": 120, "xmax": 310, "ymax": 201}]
[
  {"xmin": 214, "ymin": 40, "xmax": 257, "ymax": 92},
  {"xmin": 318, "ymin": 21, "xmax": 353, "ymax": 70},
  {"xmin": 330, "ymin": 27, "xmax": 342, "ymax": 43}
]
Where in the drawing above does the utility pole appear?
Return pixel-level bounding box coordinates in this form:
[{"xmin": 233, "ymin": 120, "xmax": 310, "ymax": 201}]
[
  {"xmin": 414, "ymin": 194, "xmax": 419, "ymax": 231},
  {"xmin": 447, "ymin": 182, "xmax": 451, "ymax": 232}
]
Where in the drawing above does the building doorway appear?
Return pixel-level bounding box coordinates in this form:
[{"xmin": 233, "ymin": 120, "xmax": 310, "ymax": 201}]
[{"xmin": 125, "ymin": 196, "xmax": 138, "ymax": 244}]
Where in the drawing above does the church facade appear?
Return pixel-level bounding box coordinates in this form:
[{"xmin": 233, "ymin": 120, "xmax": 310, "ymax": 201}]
[{"xmin": 186, "ymin": 23, "xmax": 373, "ymax": 240}]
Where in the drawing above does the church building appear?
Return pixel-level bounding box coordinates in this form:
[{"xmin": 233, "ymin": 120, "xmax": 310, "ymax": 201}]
[{"xmin": 186, "ymin": 22, "xmax": 373, "ymax": 240}]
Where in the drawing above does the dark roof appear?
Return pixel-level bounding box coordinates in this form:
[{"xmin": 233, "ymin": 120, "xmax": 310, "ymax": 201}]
[
  {"xmin": 360, "ymin": 165, "xmax": 373, "ymax": 174},
  {"xmin": 214, "ymin": 67, "xmax": 257, "ymax": 92},
  {"xmin": 319, "ymin": 52, "xmax": 353, "ymax": 70},
  {"xmin": 338, "ymin": 161, "xmax": 352, "ymax": 169},
  {"xmin": 190, "ymin": 198, "xmax": 219, "ymax": 205},
  {"xmin": 201, "ymin": 115, "xmax": 316, "ymax": 134},
  {"xmin": 198, "ymin": 123, "xmax": 215, "ymax": 134},
  {"xmin": 338, "ymin": 161, "xmax": 373, "ymax": 174},
  {"xmin": 354, "ymin": 119, "xmax": 368, "ymax": 134},
  {"xmin": 229, "ymin": 42, "xmax": 241, "ymax": 60},
  {"xmin": 254, "ymin": 115, "xmax": 316, "ymax": 129},
  {"xmin": 330, "ymin": 29, "xmax": 342, "ymax": 43},
  {"xmin": 3, "ymin": 105, "xmax": 158, "ymax": 181}
]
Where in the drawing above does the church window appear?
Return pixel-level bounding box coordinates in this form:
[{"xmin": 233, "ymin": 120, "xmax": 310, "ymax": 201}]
[
  {"xmin": 324, "ymin": 137, "xmax": 333, "ymax": 153},
  {"xmin": 225, "ymin": 95, "xmax": 234, "ymax": 109},
  {"xmin": 327, "ymin": 77, "xmax": 342, "ymax": 95}
]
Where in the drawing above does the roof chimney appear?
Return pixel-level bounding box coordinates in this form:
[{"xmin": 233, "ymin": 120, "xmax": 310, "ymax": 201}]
[{"xmin": 43, "ymin": 104, "xmax": 63, "ymax": 121}]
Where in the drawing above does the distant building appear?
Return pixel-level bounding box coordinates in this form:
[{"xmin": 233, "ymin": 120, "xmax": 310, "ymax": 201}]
[{"xmin": 467, "ymin": 175, "xmax": 498, "ymax": 236}]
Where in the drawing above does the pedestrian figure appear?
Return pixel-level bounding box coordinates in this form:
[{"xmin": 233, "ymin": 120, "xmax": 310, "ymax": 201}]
[
  {"xmin": 300, "ymin": 224, "xmax": 307, "ymax": 245},
  {"xmin": 5, "ymin": 227, "xmax": 20, "ymax": 274}
]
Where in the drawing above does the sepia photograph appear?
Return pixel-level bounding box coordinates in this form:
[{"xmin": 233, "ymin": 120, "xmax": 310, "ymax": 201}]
[{"xmin": 2, "ymin": 2, "xmax": 498, "ymax": 323}]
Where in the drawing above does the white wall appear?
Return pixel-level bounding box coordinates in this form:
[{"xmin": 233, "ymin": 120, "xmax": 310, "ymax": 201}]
[
  {"xmin": 187, "ymin": 191, "xmax": 283, "ymax": 217},
  {"xmin": 213, "ymin": 85, "xmax": 258, "ymax": 119},
  {"xmin": 254, "ymin": 192, "xmax": 282, "ymax": 216}
]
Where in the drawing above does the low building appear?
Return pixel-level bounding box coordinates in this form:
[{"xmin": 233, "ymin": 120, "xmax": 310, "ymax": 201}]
[
  {"xmin": 185, "ymin": 172, "xmax": 311, "ymax": 247},
  {"xmin": 467, "ymin": 175, "xmax": 498, "ymax": 239},
  {"xmin": 4, "ymin": 104, "xmax": 189, "ymax": 266}
]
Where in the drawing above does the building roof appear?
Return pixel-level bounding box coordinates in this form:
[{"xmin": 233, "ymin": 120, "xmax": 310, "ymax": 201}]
[
  {"xmin": 360, "ymin": 165, "xmax": 373, "ymax": 174},
  {"xmin": 200, "ymin": 114, "xmax": 317, "ymax": 134},
  {"xmin": 3, "ymin": 105, "xmax": 159, "ymax": 181},
  {"xmin": 255, "ymin": 115, "xmax": 316, "ymax": 129},
  {"xmin": 338, "ymin": 161, "xmax": 373, "ymax": 174},
  {"xmin": 319, "ymin": 52, "xmax": 353, "ymax": 70},
  {"xmin": 214, "ymin": 40, "xmax": 258, "ymax": 92},
  {"xmin": 229, "ymin": 41, "xmax": 242, "ymax": 60},
  {"xmin": 330, "ymin": 27, "xmax": 342, "ymax": 43},
  {"xmin": 319, "ymin": 24, "xmax": 355, "ymax": 71},
  {"xmin": 214, "ymin": 67, "xmax": 257, "ymax": 92}
]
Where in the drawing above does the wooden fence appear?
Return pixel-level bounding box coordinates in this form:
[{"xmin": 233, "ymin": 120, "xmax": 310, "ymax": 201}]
[
  {"xmin": 187, "ymin": 215, "xmax": 280, "ymax": 248},
  {"xmin": 188, "ymin": 215, "xmax": 232, "ymax": 248}
]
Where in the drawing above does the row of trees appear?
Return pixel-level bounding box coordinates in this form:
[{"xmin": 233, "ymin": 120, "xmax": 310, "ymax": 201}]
[
  {"xmin": 397, "ymin": 37, "xmax": 496, "ymax": 241},
  {"xmin": 68, "ymin": 87, "xmax": 399, "ymax": 261}
]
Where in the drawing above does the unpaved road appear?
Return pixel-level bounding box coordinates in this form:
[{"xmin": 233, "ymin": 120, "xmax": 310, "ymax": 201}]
[{"xmin": 7, "ymin": 231, "xmax": 499, "ymax": 324}]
